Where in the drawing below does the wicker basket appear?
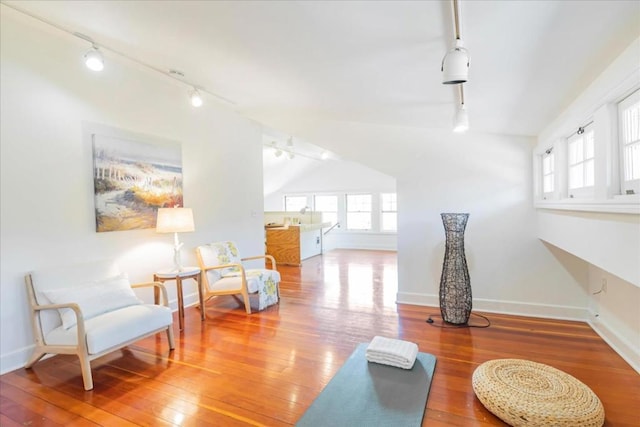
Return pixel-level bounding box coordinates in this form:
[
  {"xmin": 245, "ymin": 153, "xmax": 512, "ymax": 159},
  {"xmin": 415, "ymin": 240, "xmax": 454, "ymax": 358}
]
[{"xmin": 472, "ymin": 359, "xmax": 605, "ymax": 427}]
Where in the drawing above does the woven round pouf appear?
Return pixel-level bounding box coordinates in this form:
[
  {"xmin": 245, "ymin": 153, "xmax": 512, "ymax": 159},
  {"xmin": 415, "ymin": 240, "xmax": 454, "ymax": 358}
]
[{"xmin": 472, "ymin": 359, "xmax": 604, "ymax": 427}]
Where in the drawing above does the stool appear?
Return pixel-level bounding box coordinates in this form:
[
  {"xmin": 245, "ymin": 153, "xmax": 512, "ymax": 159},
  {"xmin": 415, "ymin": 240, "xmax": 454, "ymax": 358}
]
[{"xmin": 472, "ymin": 359, "xmax": 604, "ymax": 427}]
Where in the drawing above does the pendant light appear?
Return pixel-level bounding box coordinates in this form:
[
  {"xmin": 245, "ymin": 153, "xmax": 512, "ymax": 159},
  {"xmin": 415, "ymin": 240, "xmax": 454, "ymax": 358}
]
[
  {"xmin": 84, "ymin": 46, "xmax": 104, "ymax": 72},
  {"xmin": 441, "ymin": 0, "xmax": 469, "ymax": 85},
  {"xmin": 453, "ymin": 84, "xmax": 468, "ymax": 133},
  {"xmin": 190, "ymin": 88, "xmax": 203, "ymax": 107}
]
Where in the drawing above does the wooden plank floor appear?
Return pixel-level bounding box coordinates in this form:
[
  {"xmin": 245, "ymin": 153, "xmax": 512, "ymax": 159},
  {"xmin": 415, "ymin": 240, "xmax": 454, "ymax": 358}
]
[{"xmin": 2, "ymin": 249, "xmax": 638, "ymax": 426}]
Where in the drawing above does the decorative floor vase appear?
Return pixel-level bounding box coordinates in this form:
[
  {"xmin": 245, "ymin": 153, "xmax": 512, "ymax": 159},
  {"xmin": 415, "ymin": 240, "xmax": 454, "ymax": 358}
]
[{"xmin": 439, "ymin": 213, "xmax": 471, "ymax": 325}]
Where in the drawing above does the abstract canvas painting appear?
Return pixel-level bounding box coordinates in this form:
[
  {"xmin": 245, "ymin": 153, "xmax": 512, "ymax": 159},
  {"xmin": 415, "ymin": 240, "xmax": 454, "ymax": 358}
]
[{"xmin": 92, "ymin": 133, "xmax": 183, "ymax": 232}]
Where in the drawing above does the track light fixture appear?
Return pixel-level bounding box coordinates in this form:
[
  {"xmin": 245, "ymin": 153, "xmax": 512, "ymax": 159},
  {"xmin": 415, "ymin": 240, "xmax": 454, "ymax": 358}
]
[
  {"xmin": 84, "ymin": 46, "xmax": 104, "ymax": 72},
  {"xmin": 442, "ymin": 38, "xmax": 469, "ymax": 84},
  {"xmin": 442, "ymin": 0, "xmax": 468, "ymax": 84},
  {"xmin": 264, "ymin": 138, "xmax": 329, "ymax": 161},
  {"xmin": 190, "ymin": 89, "xmax": 203, "ymax": 107},
  {"xmin": 453, "ymin": 104, "xmax": 469, "ymax": 133},
  {"xmin": 452, "ymin": 84, "xmax": 468, "ymax": 133}
]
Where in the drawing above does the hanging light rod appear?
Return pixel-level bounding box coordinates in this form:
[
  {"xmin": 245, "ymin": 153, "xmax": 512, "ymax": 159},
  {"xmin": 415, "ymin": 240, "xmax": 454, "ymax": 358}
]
[{"xmin": 2, "ymin": 1, "xmax": 236, "ymax": 106}]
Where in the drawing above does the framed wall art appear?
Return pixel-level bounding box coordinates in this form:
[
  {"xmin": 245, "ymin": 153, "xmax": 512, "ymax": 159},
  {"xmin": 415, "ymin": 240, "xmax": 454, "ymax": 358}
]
[{"xmin": 91, "ymin": 130, "xmax": 183, "ymax": 232}]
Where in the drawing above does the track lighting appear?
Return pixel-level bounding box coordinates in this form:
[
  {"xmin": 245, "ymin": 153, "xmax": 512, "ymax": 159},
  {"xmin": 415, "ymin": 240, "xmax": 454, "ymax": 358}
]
[
  {"xmin": 453, "ymin": 104, "xmax": 469, "ymax": 133},
  {"xmin": 84, "ymin": 46, "xmax": 104, "ymax": 71},
  {"xmin": 190, "ymin": 89, "xmax": 203, "ymax": 107},
  {"xmin": 442, "ymin": 39, "xmax": 469, "ymax": 84},
  {"xmin": 452, "ymin": 84, "xmax": 468, "ymax": 133},
  {"xmin": 442, "ymin": 0, "xmax": 469, "ymax": 85}
]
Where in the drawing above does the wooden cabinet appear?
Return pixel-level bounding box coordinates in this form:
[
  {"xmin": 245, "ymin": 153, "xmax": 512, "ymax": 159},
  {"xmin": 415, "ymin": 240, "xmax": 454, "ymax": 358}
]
[{"xmin": 266, "ymin": 225, "xmax": 323, "ymax": 266}]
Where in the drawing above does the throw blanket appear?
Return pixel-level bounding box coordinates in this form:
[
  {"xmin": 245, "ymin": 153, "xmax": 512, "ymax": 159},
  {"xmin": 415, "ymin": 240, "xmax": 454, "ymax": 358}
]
[{"xmin": 366, "ymin": 336, "xmax": 419, "ymax": 369}]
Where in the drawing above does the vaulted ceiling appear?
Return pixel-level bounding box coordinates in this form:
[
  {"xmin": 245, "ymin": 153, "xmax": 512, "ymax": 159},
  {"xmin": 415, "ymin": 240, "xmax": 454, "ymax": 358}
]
[{"xmin": 5, "ymin": 0, "xmax": 639, "ymax": 140}]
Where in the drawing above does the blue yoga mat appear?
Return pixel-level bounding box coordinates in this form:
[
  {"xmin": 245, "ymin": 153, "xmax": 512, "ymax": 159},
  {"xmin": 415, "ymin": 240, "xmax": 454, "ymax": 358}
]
[{"xmin": 296, "ymin": 343, "xmax": 437, "ymax": 426}]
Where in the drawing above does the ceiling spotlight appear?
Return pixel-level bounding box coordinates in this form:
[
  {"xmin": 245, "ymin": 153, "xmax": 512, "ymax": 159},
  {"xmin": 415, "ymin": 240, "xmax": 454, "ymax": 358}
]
[
  {"xmin": 274, "ymin": 149, "xmax": 283, "ymax": 157},
  {"xmin": 442, "ymin": 39, "xmax": 469, "ymax": 84},
  {"xmin": 321, "ymin": 151, "xmax": 330, "ymax": 160},
  {"xmin": 288, "ymin": 152, "xmax": 295, "ymax": 160},
  {"xmin": 453, "ymin": 103, "xmax": 469, "ymax": 133},
  {"xmin": 84, "ymin": 46, "xmax": 104, "ymax": 71},
  {"xmin": 190, "ymin": 89, "xmax": 203, "ymax": 107}
]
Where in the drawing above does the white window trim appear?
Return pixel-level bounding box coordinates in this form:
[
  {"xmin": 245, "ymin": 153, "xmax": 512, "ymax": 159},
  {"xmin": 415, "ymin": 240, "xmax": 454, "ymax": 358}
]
[
  {"xmin": 618, "ymin": 88, "xmax": 640, "ymax": 195},
  {"xmin": 534, "ymin": 83, "xmax": 640, "ymax": 214}
]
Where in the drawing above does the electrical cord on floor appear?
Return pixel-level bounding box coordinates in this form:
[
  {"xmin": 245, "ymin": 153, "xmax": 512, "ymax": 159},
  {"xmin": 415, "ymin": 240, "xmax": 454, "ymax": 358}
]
[{"xmin": 425, "ymin": 312, "xmax": 491, "ymax": 328}]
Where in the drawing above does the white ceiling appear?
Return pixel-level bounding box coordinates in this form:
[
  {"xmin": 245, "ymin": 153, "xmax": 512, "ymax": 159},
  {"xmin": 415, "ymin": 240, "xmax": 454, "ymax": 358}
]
[{"xmin": 5, "ymin": 0, "xmax": 639, "ymax": 139}]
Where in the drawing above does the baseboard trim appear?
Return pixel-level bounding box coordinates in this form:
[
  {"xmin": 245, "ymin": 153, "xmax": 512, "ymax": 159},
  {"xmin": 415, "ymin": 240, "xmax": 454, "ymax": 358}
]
[
  {"xmin": 396, "ymin": 293, "xmax": 588, "ymax": 321},
  {"xmin": 396, "ymin": 292, "xmax": 638, "ymax": 373},
  {"xmin": 587, "ymin": 310, "xmax": 640, "ymax": 374}
]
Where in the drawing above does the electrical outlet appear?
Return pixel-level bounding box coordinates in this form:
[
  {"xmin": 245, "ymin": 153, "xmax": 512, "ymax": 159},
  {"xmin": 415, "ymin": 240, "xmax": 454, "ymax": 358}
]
[{"xmin": 601, "ymin": 278, "xmax": 607, "ymax": 293}]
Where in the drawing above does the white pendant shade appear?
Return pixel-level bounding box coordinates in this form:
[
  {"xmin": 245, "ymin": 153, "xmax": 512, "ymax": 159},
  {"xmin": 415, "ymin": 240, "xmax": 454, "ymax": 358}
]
[
  {"xmin": 453, "ymin": 104, "xmax": 469, "ymax": 133},
  {"xmin": 84, "ymin": 47, "xmax": 104, "ymax": 71},
  {"xmin": 190, "ymin": 90, "xmax": 203, "ymax": 107},
  {"xmin": 442, "ymin": 39, "xmax": 469, "ymax": 85}
]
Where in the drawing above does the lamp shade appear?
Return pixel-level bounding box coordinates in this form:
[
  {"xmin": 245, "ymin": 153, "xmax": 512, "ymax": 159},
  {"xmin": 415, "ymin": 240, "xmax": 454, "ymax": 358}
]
[
  {"xmin": 442, "ymin": 39, "xmax": 469, "ymax": 85},
  {"xmin": 84, "ymin": 47, "xmax": 104, "ymax": 71},
  {"xmin": 156, "ymin": 208, "xmax": 195, "ymax": 233},
  {"xmin": 453, "ymin": 104, "xmax": 469, "ymax": 133}
]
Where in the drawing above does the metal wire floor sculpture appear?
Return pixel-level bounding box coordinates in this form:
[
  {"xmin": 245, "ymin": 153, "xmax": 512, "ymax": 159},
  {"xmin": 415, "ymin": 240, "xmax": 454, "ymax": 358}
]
[{"xmin": 439, "ymin": 213, "xmax": 471, "ymax": 325}]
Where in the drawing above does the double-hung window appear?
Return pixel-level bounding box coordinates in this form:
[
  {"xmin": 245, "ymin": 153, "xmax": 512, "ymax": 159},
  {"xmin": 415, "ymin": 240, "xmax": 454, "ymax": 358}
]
[
  {"xmin": 567, "ymin": 124, "xmax": 594, "ymax": 196},
  {"xmin": 284, "ymin": 195, "xmax": 308, "ymax": 212},
  {"xmin": 380, "ymin": 193, "xmax": 397, "ymax": 231},
  {"xmin": 618, "ymin": 89, "xmax": 640, "ymax": 195},
  {"xmin": 314, "ymin": 195, "xmax": 338, "ymax": 225},
  {"xmin": 346, "ymin": 194, "xmax": 371, "ymax": 230},
  {"xmin": 541, "ymin": 148, "xmax": 554, "ymax": 198}
]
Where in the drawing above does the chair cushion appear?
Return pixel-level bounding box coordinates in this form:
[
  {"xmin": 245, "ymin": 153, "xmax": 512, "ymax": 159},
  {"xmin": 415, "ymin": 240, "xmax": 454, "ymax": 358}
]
[
  {"xmin": 42, "ymin": 273, "xmax": 142, "ymax": 329},
  {"xmin": 30, "ymin": 260, "xmax": 122, "ymax": 334},
  {"xmin": 45, "ymin": 304, "xmax": 173, "ymax": 355},
  {"xmin": 198, "ymin": 241, "xmax": 242, "ymax": 284}
]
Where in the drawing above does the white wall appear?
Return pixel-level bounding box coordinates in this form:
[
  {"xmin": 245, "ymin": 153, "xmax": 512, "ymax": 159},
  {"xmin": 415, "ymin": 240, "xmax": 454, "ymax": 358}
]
[
  {"xmin": 534, "ymin": 38, "xmax": 640, "ymax": 371},
  {"xmin": 0, "ymin": 8, "xmax": 265, "ymax": 373},
  {"xmin": 253, "ymin": 117, "xmax": 591, "ymax": 321}
]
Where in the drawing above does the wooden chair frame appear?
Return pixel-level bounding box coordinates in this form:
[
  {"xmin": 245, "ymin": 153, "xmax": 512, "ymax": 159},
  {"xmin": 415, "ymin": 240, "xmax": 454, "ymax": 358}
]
[
  {"xmin": 25, "ymin": 276, "xmax": 175, "ymax": 391},
  {"xmin": 196, "ymin": 251, "xmax": 278, "ymax": 315}
]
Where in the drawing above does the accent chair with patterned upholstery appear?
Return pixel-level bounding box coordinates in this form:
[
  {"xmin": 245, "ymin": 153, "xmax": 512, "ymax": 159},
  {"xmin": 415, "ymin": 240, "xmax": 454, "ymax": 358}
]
[{"xmin": 195, "ymin": 241, "xmax": 280, "ymax": 314}]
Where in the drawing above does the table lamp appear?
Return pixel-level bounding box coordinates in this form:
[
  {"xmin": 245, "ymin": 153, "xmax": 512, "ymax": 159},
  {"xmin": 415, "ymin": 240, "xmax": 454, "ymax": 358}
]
[{"xmin": 156, "ymin": 207, "xmax": 195, "ymax": 272}]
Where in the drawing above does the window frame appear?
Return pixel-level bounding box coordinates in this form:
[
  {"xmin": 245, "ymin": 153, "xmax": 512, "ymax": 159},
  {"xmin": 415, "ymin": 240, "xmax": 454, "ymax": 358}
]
[
  {"xmin": 566, "ymin": 123, "xmax": 595, "ymax": 198},
  {"xmin": 380, "ymin": 193, "xmax": 397, "ymax": 232},
  {"xmin": 618, "ymin": 88, "xmax": 640, "ymax": 195},
  {"xmin": 541, "ymin": 148, "xmax": 555, "ymax": 198},
  {"xmin": 346, "ymin": 193, "xmax": 372, "ymax": 231}
]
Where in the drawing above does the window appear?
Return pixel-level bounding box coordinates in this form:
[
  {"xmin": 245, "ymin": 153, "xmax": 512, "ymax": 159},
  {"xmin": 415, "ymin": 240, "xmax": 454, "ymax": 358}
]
[
  {"xmin": 380, "ymin": 193, "xmax": 397, "ymax": 231},
  {"xmin": 618, "ymin": 89, "xmax": 640, "ymax": 194},
  {"xmin": 346, "ymin": 194, "xmax": 371, "ymax": 230},
  {"xmin": 314, "ymin": 195, "xmax": 338, "ymax": 225},
  {"xmin": 541, "ymin": 149, "xmax": 554, "ymax": 196},
  {"xmin": 567, "ymin": 124, "xmax": 594, "ymax": 192},
  {"xmin": 284, "ymin": 196, "xmax": 307, "ymax": 212}
]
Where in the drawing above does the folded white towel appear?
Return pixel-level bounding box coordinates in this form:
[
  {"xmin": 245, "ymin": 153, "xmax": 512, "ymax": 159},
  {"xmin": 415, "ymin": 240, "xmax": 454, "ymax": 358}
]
[{"xmin": 365, "ymin": 336, "xmax": 419, "ymax": 369}]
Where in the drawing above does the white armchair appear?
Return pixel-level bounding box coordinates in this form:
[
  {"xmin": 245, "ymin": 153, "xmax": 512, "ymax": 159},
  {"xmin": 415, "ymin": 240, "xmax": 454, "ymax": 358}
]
[
  {"xmin": 24, "ymin": 260, "xmax": 175, "ymax": 390},
  {"xmin": 196, "ymin": 241, "xmax": 280, "ymax": 314}
]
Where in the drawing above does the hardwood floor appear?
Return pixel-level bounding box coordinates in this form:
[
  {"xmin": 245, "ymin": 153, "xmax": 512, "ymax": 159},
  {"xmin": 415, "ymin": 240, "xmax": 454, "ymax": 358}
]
[{"xmin": 1, "ymin": 249, "xmax": 638, "ymax": 426}]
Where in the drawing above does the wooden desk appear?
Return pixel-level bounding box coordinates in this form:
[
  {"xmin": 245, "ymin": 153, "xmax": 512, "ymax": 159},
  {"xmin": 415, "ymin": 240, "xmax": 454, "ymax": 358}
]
[{"xmin": 153, "ymin": 267, "xmax": 204, "ymax": 331}]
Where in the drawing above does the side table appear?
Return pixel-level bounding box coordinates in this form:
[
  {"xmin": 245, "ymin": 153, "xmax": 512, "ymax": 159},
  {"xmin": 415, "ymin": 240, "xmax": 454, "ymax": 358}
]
[{"xmin": 153, "ymin": 267, "xmax": 205, "ymax": 331}]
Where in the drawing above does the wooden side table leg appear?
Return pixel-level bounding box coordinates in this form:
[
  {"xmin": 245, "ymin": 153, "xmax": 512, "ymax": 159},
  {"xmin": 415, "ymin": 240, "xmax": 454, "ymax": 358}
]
[
  {"xmin": 197, "ymin": 273, "xmax": 205, "ymax": 321},
  {"xmin": 176, "ymin": 277, "xmax": 184, "ymax": 331}
]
